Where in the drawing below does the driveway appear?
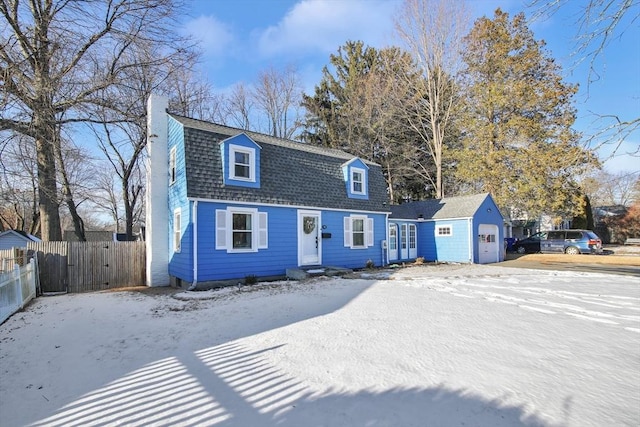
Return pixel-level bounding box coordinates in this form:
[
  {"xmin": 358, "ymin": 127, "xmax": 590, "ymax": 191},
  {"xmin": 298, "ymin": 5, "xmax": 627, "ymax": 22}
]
[{"xmin": 502, "ymin": 247, "xmax": 640, "ymax": 277}]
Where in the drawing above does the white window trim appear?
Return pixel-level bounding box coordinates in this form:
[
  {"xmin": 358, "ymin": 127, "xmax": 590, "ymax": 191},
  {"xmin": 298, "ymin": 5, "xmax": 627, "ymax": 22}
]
[
  {"xmin": 169, "ymin": 146, "xmax": 177, "ymax": 185},
  {"xmin": 215, "ymin": 207, "xmax": 268, "ymax": 253},
  {"xmin": 409, "ymin": 224, "xmax": 417, "ymax": 249},
  {"xmin": 229, "ymin": 145, "xmax": 256, "ymax": 182},
  {"xmin": 436, "ymin": 224, "xmax": 453, "ymax": 237},
  {"xmin": 350, "ymin": 167, "xmax": 366, "ymax": 195},
  {"xmin": 389, "ymin": 224, "xmax": 397, "ymax": 250},
  {"xmin": 173, "ymin": 208, "xmax": 181, "ymax": 253},
  {"xmin": 344, "ymin": 215, "xmax": 374, "ymax": 249}
]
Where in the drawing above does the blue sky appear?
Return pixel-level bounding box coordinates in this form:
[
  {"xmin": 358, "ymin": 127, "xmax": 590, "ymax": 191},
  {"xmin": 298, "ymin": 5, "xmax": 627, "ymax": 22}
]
[{"xmin": 180, "ymin": 0, "xmax": 639, "ymax": 174}]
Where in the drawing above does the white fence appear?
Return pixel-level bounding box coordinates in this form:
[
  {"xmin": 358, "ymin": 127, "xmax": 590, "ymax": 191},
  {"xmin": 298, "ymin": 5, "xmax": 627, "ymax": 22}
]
[{"xmin": 0, "ymin": 259, "xmax": 37, "ymax": 324}]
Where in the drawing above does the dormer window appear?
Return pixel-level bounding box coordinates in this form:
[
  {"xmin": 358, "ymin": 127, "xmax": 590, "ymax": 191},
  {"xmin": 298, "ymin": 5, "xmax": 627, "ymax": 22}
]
[
  {"xmin": 351, "ymin": 168, "xmax": 365, "ymax": 195},
  {"xmin": 221, "ymin": 134, "xmax": 261, "ymax": 188},
  {"xmin": 342, "ymin": 157, "xmax": 369, "ymax": 200},
  {"xmin": 230, "ymin": 145, "xmax": 255, "ymax": 181}
]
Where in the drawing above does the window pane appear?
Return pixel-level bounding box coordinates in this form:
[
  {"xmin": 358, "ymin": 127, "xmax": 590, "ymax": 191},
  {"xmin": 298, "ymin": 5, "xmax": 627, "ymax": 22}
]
[
  {"xmin": 353, "ymin": 219, "xmax": 364, "ymax": 232},
  {"xmin": 235, "ymin": 152, "xmax": 249, "ymax": 165},
  {"xmin": 233, "ymin": 151, "xmax": 251, "ymax": 178},
  {"xmin": 353, "ymin": 232, "xmax": 365, "ymax": 247},
  {"xmin": 233, "ymin": 213, "xmax": 251, "ymax": 230},
  {"xmin": 234, "ymin": 164, "xmax": 250, "ymax": 178},
  {"xmin": 233, "ymin": 232, "xmax": 252, "ymax": 248},
  {"xmin": 352, "ymin": 171, "xmax": 363, "ymax": 193}
]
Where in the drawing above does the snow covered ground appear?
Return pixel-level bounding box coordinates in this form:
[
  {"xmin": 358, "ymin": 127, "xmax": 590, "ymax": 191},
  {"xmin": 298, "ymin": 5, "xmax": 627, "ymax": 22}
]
[{"xmin": 1, "ymin": 264, "xmax": 638, "ymax": 427}]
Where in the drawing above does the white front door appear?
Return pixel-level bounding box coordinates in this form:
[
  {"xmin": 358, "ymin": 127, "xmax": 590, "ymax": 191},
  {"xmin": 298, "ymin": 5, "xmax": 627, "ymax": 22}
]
[
  {"xmin": 389, "ymin": 224, "xmax": 398, "ymax": 261},
  {"xmin": 400, "ymin": 224, "xmax": 408, "ymax": 259},
  {"xmin": 298, "ymin": 210, "xmax": 321, "ymax": 266},
  {"xmin": 408, "ymin": 224, "xmax": 417, "ymax": 259},
  {"xmin": 478, "ymin": 224, "xmax": 499, "ymax": 264}
]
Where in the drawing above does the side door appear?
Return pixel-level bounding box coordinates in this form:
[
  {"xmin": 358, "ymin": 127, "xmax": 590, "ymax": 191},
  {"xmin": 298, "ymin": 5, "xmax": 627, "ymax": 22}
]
[
  {"xmin": 400, "ymin": 224, "xmax": 408, "ymax": 259},
  {"xmin": 544, "ymin": 231, "xmax": 566, "ymax": 253},
  {"xmin": 408, "ymin": 224, "xmax": 417, "ymax": 259},
  {"xmin": 388, "ymin": 224, "xmax": 398, "ymax": 261}
]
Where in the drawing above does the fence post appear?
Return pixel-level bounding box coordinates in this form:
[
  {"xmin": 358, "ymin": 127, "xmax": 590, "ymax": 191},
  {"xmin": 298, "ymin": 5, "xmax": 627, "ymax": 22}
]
[{"xmin": 14, "ymin": 264, "xmax": 23, "ymax": 305}]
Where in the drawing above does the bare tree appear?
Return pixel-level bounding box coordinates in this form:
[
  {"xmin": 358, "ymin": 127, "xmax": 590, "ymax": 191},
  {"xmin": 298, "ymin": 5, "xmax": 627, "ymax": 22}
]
[
  {"xmin": 0, "ymin": 134, "xmax": 40, "ymax": 234},
  {"xmin": 394, "ymin": 0, "xmax": 470, "ymax": 198},
  {"xmin": 169, "ymin": 68, "xmax": 225, "ymax": 122},
  {"xmin": 582, "ymin": 170, "xmax": 640, "ymax": 207},
  {"xmin": 223, "ymin": 82, "xmax": 255, "ymax": 131},
  {"xmin": 0, "ymin": 0, "xmax": 191, "ymax": 240},
  {"xmin": 528, "ymin": 0, "xmax": 640, "ymax": 159},
  {"xmin": 253, "ymin": 65, "xmax": 303, "ymax": 139}
]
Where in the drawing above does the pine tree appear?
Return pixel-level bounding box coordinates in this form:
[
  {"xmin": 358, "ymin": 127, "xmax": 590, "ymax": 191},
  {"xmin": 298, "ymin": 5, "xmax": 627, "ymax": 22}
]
[{"xmin": 456, "ymin": 9, "xmax": 598, "ymax": 219}]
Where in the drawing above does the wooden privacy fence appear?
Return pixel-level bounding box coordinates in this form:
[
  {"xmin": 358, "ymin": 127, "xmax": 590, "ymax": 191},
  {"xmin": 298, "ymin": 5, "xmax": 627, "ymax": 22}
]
[{"xmin": 26, "ymin": 241, "xmax": 146, "ymax": 293}]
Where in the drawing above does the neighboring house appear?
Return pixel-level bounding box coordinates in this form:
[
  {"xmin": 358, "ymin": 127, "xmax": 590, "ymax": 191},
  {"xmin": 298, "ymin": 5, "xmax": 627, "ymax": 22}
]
[
  {"xmin": 389, "ymin": 193, "xmax": 505, "ymax": 264},
  {"xmin": 594, "ymin": 205, "xmax": 628, "ymax": 243},
  {"xmin": 0, "ymin": 230, "xmax": 41, "ymax": 250},
  {"xmin": 146, "ymin": 95, "xmax": 390, "ymax": 287}
]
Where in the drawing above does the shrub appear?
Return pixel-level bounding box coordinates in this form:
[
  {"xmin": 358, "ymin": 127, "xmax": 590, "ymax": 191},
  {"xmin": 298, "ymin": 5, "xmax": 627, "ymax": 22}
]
[
  {"xmin": 244, "ymin": 274, "xmax": 258, "ymax": 285},
  {"xmin": 365, "ymin": 259, "xmax": 375, "ymax": 269}
]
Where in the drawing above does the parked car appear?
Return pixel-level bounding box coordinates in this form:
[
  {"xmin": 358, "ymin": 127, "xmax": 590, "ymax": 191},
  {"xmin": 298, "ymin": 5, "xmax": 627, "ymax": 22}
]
[
  {"xmin": 513, "ymin": 232, "xmax": 547, "ymax": 254},
  {"xmin": 540, "ymin": 229, "xmax": 603, "ymax": 254}
]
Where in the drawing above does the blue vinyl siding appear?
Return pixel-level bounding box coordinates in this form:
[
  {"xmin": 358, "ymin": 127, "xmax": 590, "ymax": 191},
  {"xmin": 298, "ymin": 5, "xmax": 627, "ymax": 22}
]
[
  {"xmin": 321, "ymin": 211, "xmax": 386, "ymax": 269},
  {"xmin": 196, "ymin": 203, "xmax": 297, "ymax": 281},
  {"xmin": 419, "ymin": 219, "xmax": 472, "ymax": 263},
  {"xmin": 167, "ymin": 118, "xmax": 193, "ymax": 281},
  {"xmin": 180, "ymin": 202, "xmax": 388, "ymax": 282}
]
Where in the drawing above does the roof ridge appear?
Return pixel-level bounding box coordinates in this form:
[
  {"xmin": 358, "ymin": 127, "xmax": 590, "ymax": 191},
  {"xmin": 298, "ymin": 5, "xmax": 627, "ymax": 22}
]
[{"xmin": 168, "ymin": 113, "xmax": 381, "ymax": 166}]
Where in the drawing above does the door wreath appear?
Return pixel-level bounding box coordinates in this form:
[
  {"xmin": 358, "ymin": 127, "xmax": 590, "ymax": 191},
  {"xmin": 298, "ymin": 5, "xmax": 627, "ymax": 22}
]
[{"xmin": 303, "ymin": 217, "xmax": 316, "ymax": 234}]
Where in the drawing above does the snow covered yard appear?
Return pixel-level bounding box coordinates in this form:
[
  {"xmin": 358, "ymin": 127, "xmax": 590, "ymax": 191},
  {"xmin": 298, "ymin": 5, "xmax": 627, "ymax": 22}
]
[{"xmin": 1, "ymin": 264, "xmax": 638, "ymax": 427}]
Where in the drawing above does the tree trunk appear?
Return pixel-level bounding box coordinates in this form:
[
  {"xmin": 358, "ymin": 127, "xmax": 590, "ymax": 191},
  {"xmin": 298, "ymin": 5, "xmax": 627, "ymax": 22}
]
[
  {"xmin": 53, "ymin": 129, "xmax": 86, "ymax": 241},
  {"xmin": 35, "ymin": 111, "xmax": 62, "ymax": 241}
]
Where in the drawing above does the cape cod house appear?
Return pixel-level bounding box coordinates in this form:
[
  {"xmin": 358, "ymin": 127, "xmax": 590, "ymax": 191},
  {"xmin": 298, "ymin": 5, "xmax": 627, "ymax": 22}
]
[
  {"xmin": 145, "ymin": 95, "xmax": 390, "ymax": 287},
  {"xmin": 145, "ymin": 95, "xmax": 505, "ymax": 288}
]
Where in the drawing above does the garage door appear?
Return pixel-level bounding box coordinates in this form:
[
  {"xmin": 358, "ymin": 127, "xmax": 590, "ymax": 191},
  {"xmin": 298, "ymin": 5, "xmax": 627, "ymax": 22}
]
[{"xmin": 478, "ymin": 224, "xmax": 499, "ymax": 264}]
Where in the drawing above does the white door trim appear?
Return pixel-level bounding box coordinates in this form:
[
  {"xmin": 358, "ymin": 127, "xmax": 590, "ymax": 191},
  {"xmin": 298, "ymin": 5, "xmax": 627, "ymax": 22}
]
[
  {"xmin": 298, "ymin": 210, "xmax": 322, "ymax": 266},
  {"xmin": 389, "ymin": 224, "xmax": 398, "ymax": 261},
  {"xmin": 478, "ymin": 224, "xmax": 499, "ymax": 264},
  {"xmin": 400, "ymin": 224, "xmax": 408, "ymax": 259}
]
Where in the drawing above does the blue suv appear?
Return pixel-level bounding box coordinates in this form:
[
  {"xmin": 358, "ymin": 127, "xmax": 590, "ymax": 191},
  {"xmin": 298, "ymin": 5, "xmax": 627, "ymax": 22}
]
[{"xmin": 540, "ymin": 229, "xmax": 603, "ymax": 254}]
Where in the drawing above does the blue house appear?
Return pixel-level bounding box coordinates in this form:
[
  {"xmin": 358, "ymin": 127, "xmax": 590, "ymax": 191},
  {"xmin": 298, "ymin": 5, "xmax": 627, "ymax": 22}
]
[
  {"xmin": 145, "ymin": 95, "xmax": 390, "ymax": 287},
  {"xmin": 389, "ymin": 193, "xmax": 505, "ymax": 264}
]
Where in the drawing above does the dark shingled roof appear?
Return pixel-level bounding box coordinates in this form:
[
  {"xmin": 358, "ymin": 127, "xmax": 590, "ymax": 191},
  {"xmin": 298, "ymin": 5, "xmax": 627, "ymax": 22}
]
[
  {"xmin": 171, "ymin": 114, "xmax": 390, "ymax": 212},
  {"xmin": 390, "ymin": 193, "xmax": 491, "ymax": 219}
]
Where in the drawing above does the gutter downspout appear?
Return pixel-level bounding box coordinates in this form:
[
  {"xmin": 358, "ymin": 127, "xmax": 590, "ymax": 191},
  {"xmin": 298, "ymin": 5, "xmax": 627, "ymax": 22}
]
[
  {"xmin": 468, "ymin": 218, "xmax": 473, "ymax": 263},
  {"xmin": 189, "ymin": 200, "xmax": 198, "ymax": 290},
  {"xmin": 384, "ymin": 212, "xmax": 389, "ymax": 266}
]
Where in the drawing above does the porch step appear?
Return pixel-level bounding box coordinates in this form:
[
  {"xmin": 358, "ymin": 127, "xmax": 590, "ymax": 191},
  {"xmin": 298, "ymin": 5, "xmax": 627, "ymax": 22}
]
[{"xmin": 286, "ymin": 266, "xmax": 353, "ymax": 280}]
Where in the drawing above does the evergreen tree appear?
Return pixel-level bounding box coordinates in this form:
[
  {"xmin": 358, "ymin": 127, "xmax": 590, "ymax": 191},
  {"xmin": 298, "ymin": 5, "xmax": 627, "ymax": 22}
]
[
  {"xmin": 456, "ymin": 9, "xmax": 598, "ymax": 219},
  {"xmin": 301, "ymin": 41, "xmax": 424, "ymax": 202}
]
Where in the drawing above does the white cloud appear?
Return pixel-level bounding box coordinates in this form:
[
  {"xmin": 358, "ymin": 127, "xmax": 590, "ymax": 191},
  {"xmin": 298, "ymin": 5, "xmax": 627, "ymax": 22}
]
[
  {"xmin": 257, "ymin": 0, "xmax": 399, "ymax": 57},
  {"xmin": 184, "ymin": 15, "xmax": 234, "ymax": 57}
]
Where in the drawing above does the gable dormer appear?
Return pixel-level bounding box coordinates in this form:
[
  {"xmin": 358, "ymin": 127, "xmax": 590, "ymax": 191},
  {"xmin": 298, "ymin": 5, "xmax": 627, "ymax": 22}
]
[
  {"xmin": 342, "ymin": 157, "xmax": 369, "ymax": 200},
  {"xmin": 219, "ymin": 133, "xmax": 261, "ymax": 188}
]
